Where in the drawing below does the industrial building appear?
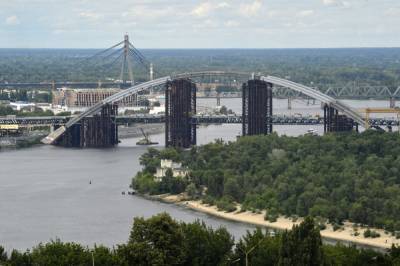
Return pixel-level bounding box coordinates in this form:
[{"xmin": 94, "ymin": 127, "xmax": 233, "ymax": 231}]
[{"xmin": 52, "ymin": 87, "xmax": 138, "ymax": 111}]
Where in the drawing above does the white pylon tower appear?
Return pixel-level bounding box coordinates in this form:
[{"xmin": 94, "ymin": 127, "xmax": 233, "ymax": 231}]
[
  {"xmin": 120, "ymin": 34, "xmax": 134, "ymax": 85},
  {"xmin": 150, "ymin": 63, "xmax": 154, "ymax": 81}
]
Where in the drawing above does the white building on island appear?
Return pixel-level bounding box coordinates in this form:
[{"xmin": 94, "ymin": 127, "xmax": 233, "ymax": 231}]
[{"xmin": 154, "ymin": 159, "xmax": 189, "ymax": 182}]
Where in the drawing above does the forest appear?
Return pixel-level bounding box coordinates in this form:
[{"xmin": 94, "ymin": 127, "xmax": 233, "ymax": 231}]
[
  {"xmin": 132, "ymin": 131, "xmax": 400, "ymax": 234},
  {"xmin": 0, "ymin": 213, "xmax": 399, "ymax": 266},
  {"xmin": 1, "ymin": 48, "xmax": 400, "ymax": 89}
]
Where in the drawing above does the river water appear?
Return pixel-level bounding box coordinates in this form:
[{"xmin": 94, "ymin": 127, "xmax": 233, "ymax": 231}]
[{"xmin": 0, "ymin": 99, "xmax": 396, "ymax": 251}]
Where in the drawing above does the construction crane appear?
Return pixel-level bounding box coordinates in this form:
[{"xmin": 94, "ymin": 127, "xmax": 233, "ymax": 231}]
[
  {"xmin": 136, "ymin": 128, "xmax": 158, "ymax": 145},
  {"xmin": 360, "ymin": 108, "xmax": 400, "ymax": 131}
]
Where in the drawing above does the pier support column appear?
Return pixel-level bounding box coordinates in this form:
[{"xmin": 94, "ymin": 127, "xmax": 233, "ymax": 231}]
[
  {"xmin": 242, "ymin": 79, "xmax": 273, "ymax": 136},
  {"xmin": 288, "ymin": 97, "xmax": 292, "ymax": 110},
  {"xmin": 324, "ymin": 104, "xmax": 356, "ymax": 133},
  {"xmin": 55, "ymin": 104, "xmax": 118, "ymax": 148},
  {"xmin": 165, "ymin": 79, "xmax": 196, "ymax": 148},
  {"xmin": 390, "ymin": 97, "xmax": 396, "ymax": 108}
]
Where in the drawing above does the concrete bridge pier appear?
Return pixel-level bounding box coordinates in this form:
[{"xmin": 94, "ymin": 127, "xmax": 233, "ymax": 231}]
[
  {"xmin": 55, "ymin": 104, "xmax": 118, "ymax": 148},
  {"xmin": 165, "ymin": 79, "xmax": 196, "ymax": 148},
  {"xmin": 390, "ymin": 97, "xmax": 396, "ymax": 108},
  {"xmin": 288, "ymin": 97, "xmax": 292, "ymax": 110},
  {"xmin": 242, "ymin": 79, "xmax": 273, "ymax": 136},
  {"xmin": 323, "ymin": 104, "xmax": 357, "ymax": 133}
]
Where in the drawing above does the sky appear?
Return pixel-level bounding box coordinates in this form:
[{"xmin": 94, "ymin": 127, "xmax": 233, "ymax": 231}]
[{"xmin": 0, "ymin": 0, "xmax": 399, "ymax": 48}]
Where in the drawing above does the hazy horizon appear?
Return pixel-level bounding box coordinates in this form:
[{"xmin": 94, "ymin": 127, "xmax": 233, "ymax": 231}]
[{"xmin": 1, "ymin": 46, "xmax": 400, "ymax": 50}]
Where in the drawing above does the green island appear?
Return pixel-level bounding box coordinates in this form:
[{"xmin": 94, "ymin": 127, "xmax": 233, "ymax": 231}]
[
  {"xmin": 132, "ymin": 131, "xmax": 400, "ymax": 238},
  {"xmin": 1, "ymin": 213, "xmax": 399, "ymax": 265}
]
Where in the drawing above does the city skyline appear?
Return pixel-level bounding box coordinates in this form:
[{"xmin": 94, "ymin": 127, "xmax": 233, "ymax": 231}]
[{"xmin": 0, "ymin": 0, "xmax": 400, "ymax": 49}]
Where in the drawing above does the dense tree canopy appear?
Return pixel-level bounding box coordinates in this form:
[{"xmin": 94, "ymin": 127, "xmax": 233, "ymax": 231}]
[
  {"xmin": 134, "ymin": 131, "xmax": 400, "ymax": 232},
  {"xmin": 1, "ymin": 214, "xmax": 399, "ymax": 265}
]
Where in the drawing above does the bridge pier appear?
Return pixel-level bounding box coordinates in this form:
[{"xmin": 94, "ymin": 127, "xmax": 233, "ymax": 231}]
[
  {"xmin": 55, "ymin": 104, "xmax": 118, "ymax": 148},
  {"xmin": 242, "ymin": 79, "xmax": 273, "ymax": 136},
  {"xmin": 165, "ymin": 79, "xmax": 196, "ymax": 148},
  {"xmin": 288, "ymin": 97, "xmax": 292, "ymax": 110},
  {"xmin": 323, "ymin": 104, "xmax": 357, "ymax": 133},
  {"xmin": 390, "ymin": 97, "xmax": 396, "ymax": 108}
]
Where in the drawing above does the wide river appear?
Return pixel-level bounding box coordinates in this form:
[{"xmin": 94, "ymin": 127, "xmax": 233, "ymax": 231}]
[{"xmin": 0, "ymin": 99, "xmax": 395, "ymax": 250}]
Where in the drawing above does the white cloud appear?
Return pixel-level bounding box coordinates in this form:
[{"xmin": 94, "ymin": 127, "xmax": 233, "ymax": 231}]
[
  {"xmin": 385, "ymin": 7, "xmax": 400, "ymax": 16},
  {"xmin": 323, "ymin": 0, "xmax": 337, "ymax": 6},
  {"xmin": 296, "ymin": 10, "xmax": 315, "ymax": 17},
  {"xmin": 191, "ymin": 1, "xmax": 230, "ymax": 18},
  {"xmin": 342, "ymin": 1, "xmax": 351, "ymax": 8},
  {"xmin": 0, "ymin": 0, "xmax": 399, "ymax": 48},
  {"xmin": 322, "ymin": 0, "xmax": 352, "ymax": 8},
  {"xmin": 79, "ymin": 12, "xmax": 103, "ymax": 20},
  {"xmin": 217, "ymin": 2, "xmax": 230, "ymax": 9},
  {"xmin": 224, "ymin": 20, "xmax": 239, "ymax": 27},
  {"xmin": 239, "ymin": 0, "xmax": 262, "ymax": 17},
  {"xmin": 5, "ymin": 15, "xmax": 20, "ymax": 25},
  {"xmin": 191, "ymin": 2, "xmax": 212, "ymax": 17},
  {"xmin": 193, "ymin": 19, "xmax": 219, "ymax": 29}
]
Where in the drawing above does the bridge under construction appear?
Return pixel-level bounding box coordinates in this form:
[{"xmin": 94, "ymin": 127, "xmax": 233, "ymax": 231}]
[
  {"xmin": 0, "ymin": 35, "xmax": 389, "ymax": 148},
  {"xmin": 40, "ymin": 71, "xmax": 368, "ymax": 148}
]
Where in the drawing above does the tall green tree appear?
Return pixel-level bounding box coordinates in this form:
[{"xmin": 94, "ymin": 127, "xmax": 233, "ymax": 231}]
[
  {"xmin": 181, "ymin": 220, "xmax": 233, "ymax": 266},
  {"xmin": 127, "ymin": 213, "xmax": 186, "ymax": 265},
  {"xmin": 279, "ymin": 217, "xmax": 323, "ymax": 266}
]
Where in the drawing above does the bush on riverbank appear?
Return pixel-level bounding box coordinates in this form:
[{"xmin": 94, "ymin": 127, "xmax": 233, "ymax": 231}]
[
  {"xmin": 1, "ymin": 214, "xmax": 399, "ymax": 265},
  {"xmin": 364, "ymin": 229, "xmax": 381, "ymax": 238},
  {"xmin": 134, "ymin": 131, "xmax": 400, "ymax": 233},
  {"xmin": 132, "ymin": 170, "xmax": 187, "ymax": 195},
  {"xmin": 216, "ymin": 196, "xmax": 237, "ymax": 212}
]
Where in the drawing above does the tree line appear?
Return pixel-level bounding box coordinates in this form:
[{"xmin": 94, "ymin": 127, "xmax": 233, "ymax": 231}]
[
  {"xmin": 0, "ymin": 213, "xmax": 399, "ymax": 265},
  {"xmin": 1, "ymin": 48, "xmax": 400, "ymax": 88},
  {"xmin": 133, "ymin": 131, "xmax": 400, "ymax": 234},
  {"xmin": 0, "ymin": 105, "xmax": 55, "ymax": 117}
]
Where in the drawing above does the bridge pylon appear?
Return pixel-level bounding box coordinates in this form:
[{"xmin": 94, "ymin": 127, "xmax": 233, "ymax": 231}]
[
  {"xmin": 120, "ymin": 34, "xmax": 134, "ymax": 85},
  {"xmin": 242, "ymin": 79, "xmax": 273, "ymax": 136},
  {"xmin": 165, "ymin": 79, "xmax": 196, "ymax": 148}
]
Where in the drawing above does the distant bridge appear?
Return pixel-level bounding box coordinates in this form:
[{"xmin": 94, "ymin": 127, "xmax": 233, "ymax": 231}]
[
  {"xmin": 1, "ymin": 114, "xmax": 397, "ymax": 127},
  {"xmin": 274, "ymin": 86, "xmax": 400, "ymax": 100}
]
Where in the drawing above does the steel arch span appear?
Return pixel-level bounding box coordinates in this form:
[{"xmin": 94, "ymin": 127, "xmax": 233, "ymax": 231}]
[{"xmin": 42, "ymin": 71, "xmax": 365, "ymax": 144}]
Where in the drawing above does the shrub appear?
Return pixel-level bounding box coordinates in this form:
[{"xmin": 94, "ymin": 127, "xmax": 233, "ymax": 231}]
[
  {"xmin": 318, "ymin": 223, "xmax": 327, "ymax": 231},
  {"xmin": 264, "ymin": 209, "xmax": 279, "ymax": 223},
  {"xmin": 363, "ymin": 229, "xmax": 380, "ymax": 238},
  {"xmin": 216, "ymin": 197, "xmax": 237, "ymax": 212},
  {"xmin": 202, "ymin": 196, "xmax": 215, "ymax": 206},
  {"xmin": 364, "ymin": 229, "xmax": 371, "ymax": 238},
  {"xmin": 333, "ymin": 224, "xmax": 341, "ymax": 231}
]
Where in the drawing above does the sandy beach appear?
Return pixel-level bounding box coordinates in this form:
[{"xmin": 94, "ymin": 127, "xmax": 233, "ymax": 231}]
[{"xmin": 157, "ymin": 194, "xmax": 400, "ymax": 250}]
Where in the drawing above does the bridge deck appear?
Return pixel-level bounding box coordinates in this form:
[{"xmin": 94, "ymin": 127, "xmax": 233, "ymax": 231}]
[{"xmin": 1, "ymin": 115, "xmax": 397, "ymax": 127}]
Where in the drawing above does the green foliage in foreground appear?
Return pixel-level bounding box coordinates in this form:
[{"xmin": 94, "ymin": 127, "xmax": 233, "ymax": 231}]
[
  {"xmin": 1, "ymin": 214, "xmax": 399, "ymax": 265},
  {"xmin": 134, "ymin": 131, "xmax": 400, "ymax": 232}
]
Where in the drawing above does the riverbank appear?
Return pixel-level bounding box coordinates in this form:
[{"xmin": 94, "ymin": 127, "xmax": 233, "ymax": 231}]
[
  {"xmin": 0, "ymin": 132, "xmax": 47, "ymax": 150},
  {"xmin": 152, "ymin": 194, "xmax": 399, "ymax": 250}
]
